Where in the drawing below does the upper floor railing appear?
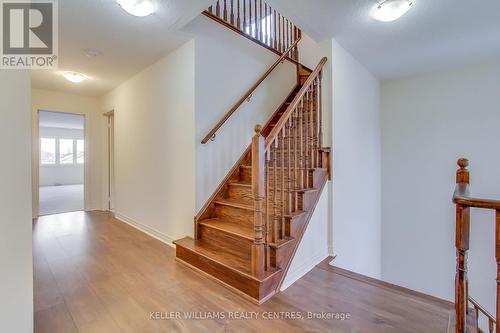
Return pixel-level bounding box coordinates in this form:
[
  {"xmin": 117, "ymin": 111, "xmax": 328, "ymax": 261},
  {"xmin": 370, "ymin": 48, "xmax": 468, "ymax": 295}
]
[
  {"xmin": 453, "ymin": 158, "xmax": 500, "ymax": 333},
  {"xmin": 205, "ymin": 0, "xmax": 301, "ymax": 61}
]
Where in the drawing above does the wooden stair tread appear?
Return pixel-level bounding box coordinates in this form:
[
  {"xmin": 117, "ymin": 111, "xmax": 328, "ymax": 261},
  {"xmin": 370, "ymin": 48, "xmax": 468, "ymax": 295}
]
[
  {"xmin": 215, "ymin": 197, "xmax": 307, "ymax": 219},
  {"xmin": 174, "ymin": 237, "xmax": 279, "ymax": 281},
  {"xmin": 199, "ymin": 218, "xmax": 253, "ymax": 241}
]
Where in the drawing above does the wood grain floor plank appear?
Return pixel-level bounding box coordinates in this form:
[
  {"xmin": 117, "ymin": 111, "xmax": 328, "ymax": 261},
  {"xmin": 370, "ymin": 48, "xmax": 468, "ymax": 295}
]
[{"xmin": 33, "ymin": 211, "xmax": 452, "ymax": 333}]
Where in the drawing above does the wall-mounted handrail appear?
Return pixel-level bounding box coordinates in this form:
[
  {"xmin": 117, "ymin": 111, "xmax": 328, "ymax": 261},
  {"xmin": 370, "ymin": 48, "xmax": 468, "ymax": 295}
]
[
  {"xmin": 201, "ymin": 38, "xmax": 301, "ymax": 144},
  {"xmin": 452, "ymin": 158, "xmax": 500, "ymax": 333}
]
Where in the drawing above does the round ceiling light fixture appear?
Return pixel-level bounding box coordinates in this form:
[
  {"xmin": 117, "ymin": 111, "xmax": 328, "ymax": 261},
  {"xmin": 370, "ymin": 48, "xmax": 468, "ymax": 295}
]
[
  {"xmin": 116, "ymin": 0, "xmax": 156, "ymax": 17},
  {"xmin": 62, "ymin": 72, "xmax": 88, "ymax": 83},
  {"xmin": 372, "ymin": 0, "xmax": 414, "ymax": 22}
]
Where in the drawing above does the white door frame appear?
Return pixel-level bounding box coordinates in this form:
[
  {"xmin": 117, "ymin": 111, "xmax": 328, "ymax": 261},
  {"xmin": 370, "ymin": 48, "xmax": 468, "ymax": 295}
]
[
  {"xmin": 32, "ymin": 109, "xmax": 88, "ymax": 217},
  {"xmin": 104, "ymin": 110, "xmax": 115, "ymax": 212}
]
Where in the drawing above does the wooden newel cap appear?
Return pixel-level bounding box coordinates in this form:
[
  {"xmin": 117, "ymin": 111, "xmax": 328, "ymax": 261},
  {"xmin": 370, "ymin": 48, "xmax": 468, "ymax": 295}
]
[
  {"xmin": 254, "ymin": 124, "xmax": 262, "ymax": 134},
  {"xmin": 457, "ymin": 158, "xmax": 469, "ymax": 169}
]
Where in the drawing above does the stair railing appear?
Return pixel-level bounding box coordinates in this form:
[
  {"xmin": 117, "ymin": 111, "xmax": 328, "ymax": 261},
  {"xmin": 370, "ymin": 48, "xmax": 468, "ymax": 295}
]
[
  {"xmin": 453, "ymin": 158, "xmax": 500, "ymax": 333},
  {"xmin": 205, "ymin": 0, "xmax": 301, "ymax": 61},
  {"xmin": 251, "ymin": 57, "xmax": 328, "ymax": 277},
  {"xmin": 201, "ymin": 0, "xmax": 302, "ymax": 144}
]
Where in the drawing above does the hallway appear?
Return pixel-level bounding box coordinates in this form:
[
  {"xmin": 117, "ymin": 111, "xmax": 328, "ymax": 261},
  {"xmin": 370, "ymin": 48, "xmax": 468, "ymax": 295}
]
[{"xmin": 33, "ymin": 211, "xmax": 453, "ymax": 333}]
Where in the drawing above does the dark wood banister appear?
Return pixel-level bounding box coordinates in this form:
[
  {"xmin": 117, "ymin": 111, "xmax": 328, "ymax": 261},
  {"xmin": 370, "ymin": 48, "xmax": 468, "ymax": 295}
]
[
  {"xmin": 265, "ymin": 57, "xmax": 328, "ymax": 150},
  {"xmin": 453, "ymin": 158, "xmax": 500, "ymax": 333},
  {"xmin": 201, "ymin": 37, "xmax": 302, "ymax": 144}
]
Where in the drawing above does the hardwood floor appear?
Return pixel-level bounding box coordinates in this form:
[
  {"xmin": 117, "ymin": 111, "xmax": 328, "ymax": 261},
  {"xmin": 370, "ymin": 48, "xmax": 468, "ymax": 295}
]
[{"xmin": 34, "ymin": 211, "xmax": 453, "ymax": 333}]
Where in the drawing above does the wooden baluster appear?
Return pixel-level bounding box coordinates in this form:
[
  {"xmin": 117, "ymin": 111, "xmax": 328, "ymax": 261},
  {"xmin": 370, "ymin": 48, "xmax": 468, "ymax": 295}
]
[
  {"xmin": 273, "ymin": 9, "xmax": 277, "ymax": 50},
  {"xmin": 208, "ymin": 4, "xmax": 213, "ymax": 14},
  {"xmin": 455, "ymin": 159, "xmax": 470, "ymax": 333},
  {"xmin": 309, "ymin": 83, "xmax": 316, "ymax": 169},
  {"xmin": 280, "ymin": 128, "xmax": 286, "ymax": 239},
  {"xmin": 260, "ymin": 0, "xmax": 263, "ymax": 43},
  {"xmin": 496, "ymin": 209, "xmax": 500, "ymax": 333},
  {"xmin": 272, "ymin": 138, "xmax": 279, "ymax": 243},
  {"xmin": 293, "ymin": 27, "xmax": 299, "ymax": 61},
  {"xmin": 298, "ymin": 100, "xmax": 304, "ymax": 189},
  {"xmin": 223, "ymin": 0, "xmax": 228, "ymax": 21},
  {"xmin": 237, "ymin": 0, "xmax": 241, "ymax": 29},
  {"xmin": 284, "ymin": 19, "xmax": 288, "ymax": 52},
  {"xmin": 249, "ymin": 0, "xmax": 253, "ymax": 37},
  {"xmin": 266, "ymin": 3, "xmax": 269, "ymax": 45},
  {"xmin": 251, "ymin": 125, "xmax": 265, "ymax": 278},
  {"xmin": 231, "ymin": 0, "xmax": 235, "ymax": 25},
  {"xmin": 243, "ymin": 0, "xmax": 246, "ymax": 31},
  {"xmin": 286, "ymin": 19, "xmax": 290, "ymax": 52},
  {"xmin": 277, "ymin": 13, "xmax": 282, "ymax": 52},
  {"xmin": 293, "ymin": 109, "xmax": 299, "ymax": 211},
  {"xmin": 265, "ymin": 149, "xmax": 271, "ymax": 270},
  {"xmin": 287, "ymin": 117, "xmax": 292, "ymax": 215},
  {"xmin": 256, "ymin": 0, "xmax": 260, "ymax": 41},
  {"xmin": 318, "ymin": 71, "xmax": 323, "ymax": 166},
  {"xmin": 216, "ymin": 0, "xmax": 220, "ymax": 17},
  {"xmin": 490, "ymin": 318, "xmax": 495, "ymax": 333},
  {"xmin": 304, "ymin": 89, "xmax": 310, "ymax": 188}
]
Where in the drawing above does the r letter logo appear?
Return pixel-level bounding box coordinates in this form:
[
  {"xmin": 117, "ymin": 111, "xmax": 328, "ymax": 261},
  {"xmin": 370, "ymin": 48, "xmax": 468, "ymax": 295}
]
[{"xmin": 1, "ymin": 0, "xmax": 58, "ymax": 69}]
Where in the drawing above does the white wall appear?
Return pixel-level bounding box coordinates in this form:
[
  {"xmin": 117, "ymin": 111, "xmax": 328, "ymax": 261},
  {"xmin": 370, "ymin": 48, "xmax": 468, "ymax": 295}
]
[
  {"xmin": 381, "ymin": 59, "xmax": 500, "ymax": 311},
  {"xmin": 39, "ymin": 127, "xmax": 84, "ymax": 186},
  {"xmin": 0, "ymin": 71, "xmax": 33, "ymax": 333},
  {"xmin": 330, "ymin": 39, "xmax": 382, "ymax": 279},
  {"xmin": 32, "ymin": 89, "xmax": 104, "ymax": 214},
  {"xmin": 185, "ymin": 15, "xmax": 297, "ymax": 209},
  {"xmin": 281, "ymin": 188, "xmax": 330, "ymax": 290},
  {"xmin": 100, "ymin": 40, "xmax": 196, "ymax": 243}
]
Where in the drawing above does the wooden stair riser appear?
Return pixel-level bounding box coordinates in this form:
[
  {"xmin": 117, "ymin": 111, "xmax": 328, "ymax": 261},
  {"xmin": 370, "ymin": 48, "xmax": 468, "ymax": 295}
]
[
  {"xmin": 199, "ymin": 224, "xmax": 252, "ymax": 259},
  {"xmin": 270, "ymin": 239, "xmax": 296, "ymax": 269},
  {"xmin": 176, "ymin": 244, "xmax": 277, "ymax": 301},
  {"xmin": 227, "ymin": 183, "xmax": 305, "ymax": 211},
  {"xmin": 214, "ymin": 204, "xmax": 253, "ymax": 228}
]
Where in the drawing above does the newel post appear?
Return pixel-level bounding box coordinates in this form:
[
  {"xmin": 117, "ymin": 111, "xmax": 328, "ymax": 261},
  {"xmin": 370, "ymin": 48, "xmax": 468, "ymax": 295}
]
[
  {"xmin": 251, "ymin": 125, "xmax": 265, "ymax": 278},
  {"xmin": 455, "ymin": 158, "xmax": 470, "ymax": 333}
]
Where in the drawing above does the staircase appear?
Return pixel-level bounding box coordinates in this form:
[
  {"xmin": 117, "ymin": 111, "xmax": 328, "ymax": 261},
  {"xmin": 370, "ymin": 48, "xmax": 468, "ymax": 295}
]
[{"xmin": 174, "ymin": 0, "xmax": 331, "ymax": 304}]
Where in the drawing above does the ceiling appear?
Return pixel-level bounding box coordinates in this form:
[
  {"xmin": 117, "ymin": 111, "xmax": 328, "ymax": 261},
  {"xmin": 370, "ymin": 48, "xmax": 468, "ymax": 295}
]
[
  {"xmin": 39, "ymin": 111, "xmax": 85, "ymax": 130},
  {"xmin": 32, "ymin": 0, "xmax": 211, "ymax": 97},
  {"xmin": 267, "ymin": 0, "xmax": 500, "ymax": 79}
]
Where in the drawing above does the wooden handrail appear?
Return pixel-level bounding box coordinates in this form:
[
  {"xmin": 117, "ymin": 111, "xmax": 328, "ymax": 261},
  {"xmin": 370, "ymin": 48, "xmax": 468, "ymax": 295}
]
[
  {"xmin": 469, "ymin": 296, "xmax": 496, "ymax": 324},
  {"xmin": 201, "ymin": 37, "xmax": 301, "ymax": 144},
  {"xmin": 453, "ymin": 183, "xmax": 500, "ymax": 210},
  {"xmin": 265, "ymin": 57, "xmax": 327, "ymax": 149}
]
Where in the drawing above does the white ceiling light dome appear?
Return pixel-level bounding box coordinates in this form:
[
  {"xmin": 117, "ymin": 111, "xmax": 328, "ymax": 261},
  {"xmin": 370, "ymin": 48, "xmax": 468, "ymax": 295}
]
[
  {"xmin": 373, "ymin": 0, "xmax": 414, "ymax": 22},
  {"xmin": 62, "ymin": 72, "xmax": 88, "ymax": 83},
  {"xmin": 116, "ymin": 0, "xmax": 156, "ymax": 17}
]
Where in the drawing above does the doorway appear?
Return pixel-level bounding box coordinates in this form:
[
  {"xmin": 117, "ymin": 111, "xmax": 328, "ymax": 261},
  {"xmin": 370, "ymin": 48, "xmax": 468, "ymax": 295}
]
[
  {"xmin": 105, "ymin": 111, "xmax": 115, "ymax": 212},
  {"xmin": 38, "ymin": 111, "xmax": 86, "ymax": 216}
]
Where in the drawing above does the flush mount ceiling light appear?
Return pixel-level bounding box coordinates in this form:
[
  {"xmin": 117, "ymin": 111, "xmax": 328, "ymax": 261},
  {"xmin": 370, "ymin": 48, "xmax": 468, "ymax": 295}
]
[
  {"xmin": 372, "ymin": 0, "xmax": 414, "ymax": 22},
  {"xmin": 116, "ymin": 0, "xmax": 156, "ymax": 17},
  {"xmin": 62, "ymin": 72, "xmax": 88, "ymax": 83}
]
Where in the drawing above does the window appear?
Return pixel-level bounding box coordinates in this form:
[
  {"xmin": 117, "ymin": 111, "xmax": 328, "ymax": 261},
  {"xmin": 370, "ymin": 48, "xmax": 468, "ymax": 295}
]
[
  {"xmin": 77, "ymin": 140, "xmax": 84, "ymax": 164},
  {"xmin": 59, "ymin": 139, "xmax": 74, "ymax": 164},
  {"xmin": 40, "ymin": 138, "xmax": 56, "ymax": 164}
]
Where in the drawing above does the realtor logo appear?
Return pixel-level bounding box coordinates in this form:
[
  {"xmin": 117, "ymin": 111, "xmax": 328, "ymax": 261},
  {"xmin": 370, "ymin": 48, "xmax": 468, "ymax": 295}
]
[{"xmin": 1, "ymin": 0, "xmax": 58, "ymax": 69}]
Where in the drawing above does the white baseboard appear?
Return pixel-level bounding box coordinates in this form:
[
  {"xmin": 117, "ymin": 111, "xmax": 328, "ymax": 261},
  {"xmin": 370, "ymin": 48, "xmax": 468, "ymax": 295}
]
[
  {"xmin": 115, "ymin": 213, "xmax": 176, "ymax": 249},
  {"xmin": 280, "ymin": 250, "xmax": 329, "ymax": 291}
]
